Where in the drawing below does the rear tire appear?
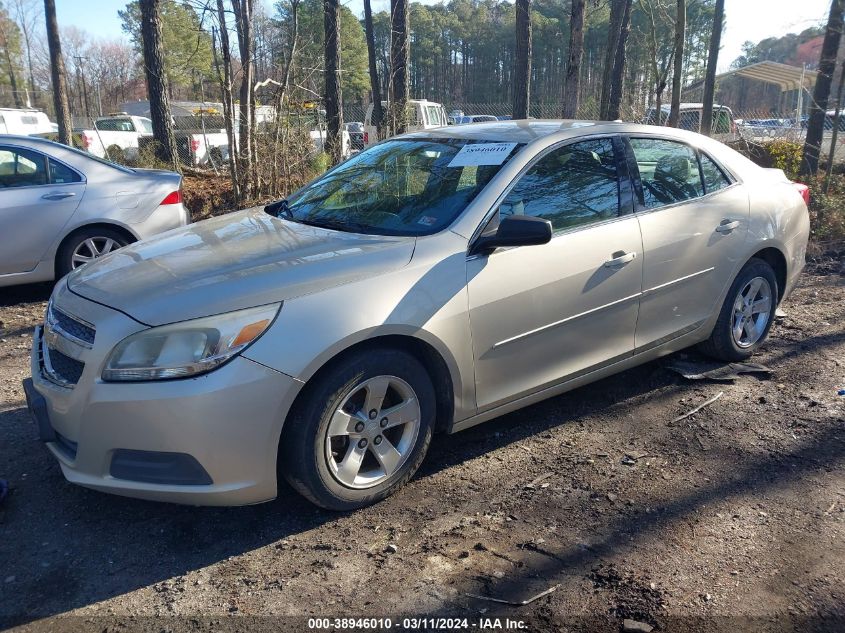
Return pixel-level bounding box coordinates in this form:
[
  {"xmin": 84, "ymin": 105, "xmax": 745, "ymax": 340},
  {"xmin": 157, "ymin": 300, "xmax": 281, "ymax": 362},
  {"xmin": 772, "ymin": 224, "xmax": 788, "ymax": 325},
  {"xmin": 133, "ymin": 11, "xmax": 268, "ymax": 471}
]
[
  {"xmin": 56, "ymin": 227, "xmax": 130, "ymax": 279},
  {"xmin": 699, "ymin": 258, "xmax": 778, "ymax": 361},
  {"xmin": 280, "ymin": 348, "xmax": 435, "ymax": 511}
]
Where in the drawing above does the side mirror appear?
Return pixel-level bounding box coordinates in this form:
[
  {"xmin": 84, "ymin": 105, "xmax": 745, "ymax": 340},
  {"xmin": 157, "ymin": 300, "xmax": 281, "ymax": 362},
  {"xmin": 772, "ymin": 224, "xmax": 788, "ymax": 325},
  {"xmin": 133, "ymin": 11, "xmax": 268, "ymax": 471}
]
[{"xmin": 470, "ymin": 215, "xmax": 552, "ymax": 256}]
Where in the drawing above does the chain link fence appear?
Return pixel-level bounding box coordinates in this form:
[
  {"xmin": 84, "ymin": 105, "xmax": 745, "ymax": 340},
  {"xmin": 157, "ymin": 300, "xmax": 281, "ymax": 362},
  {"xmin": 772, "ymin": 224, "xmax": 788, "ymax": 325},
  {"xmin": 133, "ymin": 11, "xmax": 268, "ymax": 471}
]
[{"xmin": 63, "ymin": 102, "xmax": 845, "ymax": 173}]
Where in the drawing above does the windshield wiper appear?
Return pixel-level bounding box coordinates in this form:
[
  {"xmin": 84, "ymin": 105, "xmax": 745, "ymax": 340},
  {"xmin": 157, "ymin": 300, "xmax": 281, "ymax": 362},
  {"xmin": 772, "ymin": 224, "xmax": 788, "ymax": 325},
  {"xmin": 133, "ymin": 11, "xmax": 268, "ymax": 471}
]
[
  {"xmin": 264, "ymin": 198, "xmax": 292, "ymax": 218},
  {"xmin": 296, "ymin": 217, "xmax": 371, "ymax": 234}
]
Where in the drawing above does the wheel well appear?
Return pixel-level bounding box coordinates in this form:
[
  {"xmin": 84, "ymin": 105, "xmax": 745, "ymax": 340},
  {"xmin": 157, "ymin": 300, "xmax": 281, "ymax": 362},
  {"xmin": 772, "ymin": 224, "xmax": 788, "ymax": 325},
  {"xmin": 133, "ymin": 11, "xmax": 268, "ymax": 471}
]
[
  {"xmin": 55, "ymin": 223, "xmax": 137, "ymax": 277},
  {"xmin": 750, "ymin": 247, "xmax": 787, "ymax": 303},
  {"xmin": 291, "ymin": 335, "xmax": 456, "ymax": 435}
]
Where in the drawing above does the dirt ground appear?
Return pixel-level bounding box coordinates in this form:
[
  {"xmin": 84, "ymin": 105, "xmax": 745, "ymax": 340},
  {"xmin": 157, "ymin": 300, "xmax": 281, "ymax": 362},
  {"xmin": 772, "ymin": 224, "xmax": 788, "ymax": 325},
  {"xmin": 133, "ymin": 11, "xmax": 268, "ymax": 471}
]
[{"xmin": 0, "ymin": 254, "xmax": 843, "ymax": 633}]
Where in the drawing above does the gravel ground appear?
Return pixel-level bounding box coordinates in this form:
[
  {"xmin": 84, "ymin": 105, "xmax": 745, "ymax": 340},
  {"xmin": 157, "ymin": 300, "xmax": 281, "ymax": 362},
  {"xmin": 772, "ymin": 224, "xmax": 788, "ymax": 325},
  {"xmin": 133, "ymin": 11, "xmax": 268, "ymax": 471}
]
[{"xmin": 0, "ymin": 258, "xmax": 843, "ymax": 633}]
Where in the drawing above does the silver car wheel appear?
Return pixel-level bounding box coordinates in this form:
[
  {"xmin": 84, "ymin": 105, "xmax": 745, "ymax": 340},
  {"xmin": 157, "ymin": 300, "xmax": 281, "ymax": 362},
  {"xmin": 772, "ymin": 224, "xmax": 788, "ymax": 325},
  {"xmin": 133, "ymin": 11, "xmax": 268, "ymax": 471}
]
[
  {"xmin": 71, "ymin": 237, "xmax": 119, "ymax": 269},
  {"xmin": 731, "ymin": 276, "xmax": 772, "ymax": 348},
  {"xmin": 325, "ymin": 375, "xmax": 421, "ymax": 490}
]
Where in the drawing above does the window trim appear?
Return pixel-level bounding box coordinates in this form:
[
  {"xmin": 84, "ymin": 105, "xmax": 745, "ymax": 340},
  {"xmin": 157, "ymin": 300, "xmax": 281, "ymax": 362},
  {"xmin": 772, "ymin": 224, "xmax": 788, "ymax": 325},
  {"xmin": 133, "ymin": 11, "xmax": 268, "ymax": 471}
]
[
  {"xmin": 0, "ymin": 143, "xmax": 85, "ymax": 190},
  {"xmin": 623, "ymin": 135, "xmax": 740, "ymax": 215},
  {"xmin": 467, "ymin": 133, "xmax": 633, "ymax": 255}
]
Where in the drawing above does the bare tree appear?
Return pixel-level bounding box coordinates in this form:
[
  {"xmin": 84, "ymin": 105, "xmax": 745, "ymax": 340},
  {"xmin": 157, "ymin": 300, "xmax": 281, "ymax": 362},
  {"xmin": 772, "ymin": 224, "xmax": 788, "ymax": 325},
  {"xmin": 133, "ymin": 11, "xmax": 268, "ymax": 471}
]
[
  {"xmin": 607, "ymin": 0, "xmax": 632, "ymax": 120},
  {"xmin": 43, "ymin": 0, "xmax": 70, "ymax": 144},
  {"xmin": 642, "ymin": 0, "xmax": 674, "ymax": 125},
  {"xmin": 363, "ymin": 0, "xmax": 382, "ymax": 137},
  {"xmin": 11, "ymin": 0, "xmax": 40, "ymax": 107},
  {"xmin": 139, "ymin": 0, "xmax": 179, "ymax": 170},
  {"xmin": 700, "ymin": 0, "xmax": 724, "ymax": 136},
  {"xmin": 323, "ymin": 0, "xmax": 343, "ymax": 164},
  {"xmin": 802, "ymin": 0, "xmax": 845, "ymax": 176},
  {"xmin": 668, "ymin": 0, "xmax": 685, "ymax": 127},
  {"xmin": 512, "ymin": 0, "xmax": 531, "ymax": 119},
  {"xmin": 561, "ymin": 0, "xmax": 584, "ymax": 119},
  {"xmin": 212, "ymin": 0, "xmax": 239, "ymax": 202},
  {"xmin": 600, "ymin": 0, "xmax": 625, "ymax": 119},
  {"xmin": 232, "ymin": 0, "xmax": 255, "ymax": 191},
  {"xmin": 389, "ymin": 0, "xmax": 409, "ymax": 133}
]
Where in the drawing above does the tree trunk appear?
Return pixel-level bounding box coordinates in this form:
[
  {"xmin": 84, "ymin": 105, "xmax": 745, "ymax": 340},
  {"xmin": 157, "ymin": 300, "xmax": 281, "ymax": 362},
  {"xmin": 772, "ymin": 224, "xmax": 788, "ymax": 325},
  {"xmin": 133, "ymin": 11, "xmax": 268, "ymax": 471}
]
[
  {"xmin": 139, "ymin": 0, "xmax": 178, "ymax": 170},
  {"xmin": 607, "ymin": 0, "xmax": 632, "ymax": 120},
  {"xmin": 232, "ymin": 0, "xmax": 255, "ymax": 192},
  {"xmin": 364, "ymin": 0, "xmax": 383, "ymax": 137},
  {"xmin": 600, "ymin": 0, "xmax": 625, "ymax": 119},
  {"xmin": 324, "ymin": 0, "xmax": 343, "ymax": 164},
  {"xmin": 512, "ymin": 0, "xmax": 531, "ymax": 119},
  {"xmin": 561, "ymin": 0, "xmax": 583, "ymax": 118},
  {"xmin": 212, "ymin": 1, "xmax": 240, "ymax": 203},
  {"xmin": 668, "ymin": 0, "xmax": 685, "ymax": 127},
  {"xmin": 701, "ymin": 0, "xmax": 724, "ymax": 136},
  {"xmin": 389, "ymin": 0, "xmax": 409, "ymax": 133},
  {"xmin": 802, "ymin": 0, "xmax": 845, "ymax": 176},
  {"xmin": 44, "ymin": 0, "xmax": 71, "ymax": 144},
  {"xmin": 3, "ymin": 48, "xmax": 23, "ymax": 108}
]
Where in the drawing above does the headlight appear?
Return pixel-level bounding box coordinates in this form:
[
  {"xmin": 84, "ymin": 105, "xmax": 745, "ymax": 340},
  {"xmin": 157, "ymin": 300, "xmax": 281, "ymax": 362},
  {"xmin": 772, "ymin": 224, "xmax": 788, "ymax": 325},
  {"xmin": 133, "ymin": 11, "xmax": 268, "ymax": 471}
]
[{"xmin": 102, "ymin": 303, "xmax": 281, "ymax": 382}]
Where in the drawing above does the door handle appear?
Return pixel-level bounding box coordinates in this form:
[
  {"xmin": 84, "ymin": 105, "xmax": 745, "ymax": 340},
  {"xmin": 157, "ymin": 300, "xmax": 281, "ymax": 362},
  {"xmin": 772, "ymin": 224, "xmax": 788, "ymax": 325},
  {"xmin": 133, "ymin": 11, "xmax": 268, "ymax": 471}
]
[
  {"xmin": 603, "ymin": 251, "xmax": 637, "ymax": 267},
  {"xmin": 715, "ymin": 219, "xmax": 740, "ymax": 233},
  {"xmin": 41, "ymin": 192, "xmax": 76, "ymax": 200}
]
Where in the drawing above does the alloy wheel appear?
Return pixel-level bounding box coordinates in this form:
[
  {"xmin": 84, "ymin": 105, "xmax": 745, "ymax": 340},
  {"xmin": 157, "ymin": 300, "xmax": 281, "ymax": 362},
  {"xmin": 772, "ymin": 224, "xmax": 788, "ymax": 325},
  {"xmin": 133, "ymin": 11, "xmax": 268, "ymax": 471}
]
[
  {"xmin": 324, "ymin": 375, "xmax": 421, "ymax": 489},
  {"xmin": 71, "ymin": 237, "xmax": 119, "ymax": 269},
  {"xmin": 731, "ymin": 276, "xmax": 772, "ymax": 348}
]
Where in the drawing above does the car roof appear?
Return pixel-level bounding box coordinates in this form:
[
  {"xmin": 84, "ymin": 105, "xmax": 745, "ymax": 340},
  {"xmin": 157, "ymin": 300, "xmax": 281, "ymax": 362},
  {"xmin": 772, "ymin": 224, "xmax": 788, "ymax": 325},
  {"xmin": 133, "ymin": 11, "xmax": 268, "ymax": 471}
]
[{"xmin": 402, "ymin": 119, "xmax": 702, "ymax": 145}]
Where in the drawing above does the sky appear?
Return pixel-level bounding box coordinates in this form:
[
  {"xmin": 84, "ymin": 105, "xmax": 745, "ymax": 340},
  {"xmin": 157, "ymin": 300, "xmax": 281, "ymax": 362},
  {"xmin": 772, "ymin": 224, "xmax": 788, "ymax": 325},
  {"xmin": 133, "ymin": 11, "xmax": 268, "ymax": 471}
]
[{"xmin": 54, "ymin": 0, "xmax": 834, "ymax": 73}]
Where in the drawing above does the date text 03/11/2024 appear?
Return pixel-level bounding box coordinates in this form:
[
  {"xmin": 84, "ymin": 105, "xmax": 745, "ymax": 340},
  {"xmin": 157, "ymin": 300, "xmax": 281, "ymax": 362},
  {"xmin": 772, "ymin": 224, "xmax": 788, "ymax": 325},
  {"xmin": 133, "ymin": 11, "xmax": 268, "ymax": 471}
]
[{"xmin": 307, "ymin": 617, "xmax": 529, "ymax": 630}]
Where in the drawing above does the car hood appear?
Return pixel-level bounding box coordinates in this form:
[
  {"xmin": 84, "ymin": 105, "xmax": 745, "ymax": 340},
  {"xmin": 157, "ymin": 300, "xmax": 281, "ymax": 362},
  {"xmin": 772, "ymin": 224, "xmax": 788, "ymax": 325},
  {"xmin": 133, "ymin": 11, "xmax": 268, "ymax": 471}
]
[{"xmin": 67, "ymin": 207, "xmax": 416, "ymax": 326}]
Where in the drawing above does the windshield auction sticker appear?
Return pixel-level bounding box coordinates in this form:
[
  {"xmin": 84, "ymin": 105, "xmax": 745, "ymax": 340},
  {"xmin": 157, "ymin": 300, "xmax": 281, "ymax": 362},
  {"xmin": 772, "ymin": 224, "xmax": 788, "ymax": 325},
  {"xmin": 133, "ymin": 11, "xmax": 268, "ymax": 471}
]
[{"xmin": 448, "ymin": 142, "xmax": 518, "ymax": 167}]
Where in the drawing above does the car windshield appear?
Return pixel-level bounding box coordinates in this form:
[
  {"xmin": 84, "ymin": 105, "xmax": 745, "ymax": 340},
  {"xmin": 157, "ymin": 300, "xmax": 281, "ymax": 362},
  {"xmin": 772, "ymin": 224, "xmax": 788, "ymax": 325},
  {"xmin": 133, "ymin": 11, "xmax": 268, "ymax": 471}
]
[{"xmin": 282, "ymin": 138, "xmax": 521, "ymax": 236}]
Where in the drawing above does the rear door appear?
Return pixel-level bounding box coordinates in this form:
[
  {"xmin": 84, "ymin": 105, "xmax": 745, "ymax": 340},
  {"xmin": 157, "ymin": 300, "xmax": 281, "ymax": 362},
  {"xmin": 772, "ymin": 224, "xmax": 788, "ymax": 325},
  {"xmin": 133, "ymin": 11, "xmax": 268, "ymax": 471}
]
[
  {"xmin": 0, "ymin": 145, "xmax": 84, "ymax": 274},
  {"xmin": 625, "ymin": 135, "xmax": 749, "ymax": 351}
]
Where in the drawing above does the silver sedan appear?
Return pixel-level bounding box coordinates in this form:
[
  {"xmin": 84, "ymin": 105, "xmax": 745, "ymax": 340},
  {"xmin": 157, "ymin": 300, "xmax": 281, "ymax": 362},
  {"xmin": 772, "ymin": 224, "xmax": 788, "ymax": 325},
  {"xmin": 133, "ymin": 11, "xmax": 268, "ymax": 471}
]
[
  {"xmin": 0, "ymin": 135, "xmax": 189, "ymax": 287},
  {"xmin": 24, "ymin": 121, "xmax": 809, "ymax": 510}
]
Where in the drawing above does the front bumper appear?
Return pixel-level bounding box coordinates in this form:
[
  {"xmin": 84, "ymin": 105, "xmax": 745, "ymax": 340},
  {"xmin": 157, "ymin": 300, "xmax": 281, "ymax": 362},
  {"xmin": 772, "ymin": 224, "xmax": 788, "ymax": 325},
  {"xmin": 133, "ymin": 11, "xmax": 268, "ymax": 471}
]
[{"xmin": 27, "ymin": 311, "xmax": 303, "ymax": 506}]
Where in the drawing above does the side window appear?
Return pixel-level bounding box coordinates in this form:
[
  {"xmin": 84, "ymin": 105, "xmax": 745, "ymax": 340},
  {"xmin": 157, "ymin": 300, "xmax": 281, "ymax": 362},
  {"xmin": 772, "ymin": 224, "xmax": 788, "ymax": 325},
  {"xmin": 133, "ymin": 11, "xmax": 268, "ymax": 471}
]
[
  {"xmin": 499, "ymin": 137, "xmax": 620, "ymax": 232},
  {"xmin": 0, "ymin": 146, "xmax": 48, "ymax": 187},
  {"xmin": 678, "ymin": 110, "xmax": 701, "ymax": 132},
  {"xmin": 48, "ymin": 158, "xmax": 82, "ymax": 184},
  {"xmin": 139, "ymin": 118, "xmax": 153, "ymax": 133},
  {"xmin": 699, "ymin": 152, "xmax": 731, "ymax": 194},
  {"xmin": 629, "ymin": 138, "xmax": 703, "ymax": 209}
]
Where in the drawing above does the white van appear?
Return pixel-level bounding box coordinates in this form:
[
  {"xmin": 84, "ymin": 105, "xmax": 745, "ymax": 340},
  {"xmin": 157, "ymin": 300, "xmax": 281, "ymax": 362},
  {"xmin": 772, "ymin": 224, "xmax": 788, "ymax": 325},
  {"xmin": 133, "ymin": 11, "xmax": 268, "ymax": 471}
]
[
  {"xmin": 0, "ymin": 108, "xmax": 54, "ymax": 136},
  {"xmin": 363, "ymin": 99, "xmax": 448, "ymax": 146}
]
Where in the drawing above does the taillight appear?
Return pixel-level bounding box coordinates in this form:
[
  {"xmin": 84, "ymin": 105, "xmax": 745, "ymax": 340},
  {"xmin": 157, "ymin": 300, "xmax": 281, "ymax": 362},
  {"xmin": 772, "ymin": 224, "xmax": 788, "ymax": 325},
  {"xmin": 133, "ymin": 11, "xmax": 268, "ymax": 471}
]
[
  {"xmin": 160, "ymin": 190, "xmax": 182, "ymax": 205},
  {"xmin": 793, "ymin": 182, "xmax": 810, "ymax": 206},
  {"xmin": 190, "ymin": 138, "xmax": 201, "ymax": 152},
  {"xmin": 363, "ymin": 132, "xmax": 369, "ymax": 144}
]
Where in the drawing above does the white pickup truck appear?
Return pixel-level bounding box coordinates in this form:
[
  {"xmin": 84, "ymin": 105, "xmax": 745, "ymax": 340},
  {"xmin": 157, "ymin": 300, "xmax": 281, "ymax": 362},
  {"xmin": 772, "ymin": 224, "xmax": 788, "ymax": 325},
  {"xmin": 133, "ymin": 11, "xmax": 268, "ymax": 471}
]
[{"xmin": 78, "ymin": 114, "xmax": 153, "ymax": 162}]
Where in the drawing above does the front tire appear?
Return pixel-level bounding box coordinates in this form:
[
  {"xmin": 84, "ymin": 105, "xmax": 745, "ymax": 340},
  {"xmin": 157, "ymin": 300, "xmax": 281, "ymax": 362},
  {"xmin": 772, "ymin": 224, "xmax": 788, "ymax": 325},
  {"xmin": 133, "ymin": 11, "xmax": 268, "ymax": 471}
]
[
  {"xmin": 280, "ymin": 348, "xmax": 435, "ymax": 511},
  {"xmin": 699, "ymin": 258, "xmax": 778, "ymax": 361}
]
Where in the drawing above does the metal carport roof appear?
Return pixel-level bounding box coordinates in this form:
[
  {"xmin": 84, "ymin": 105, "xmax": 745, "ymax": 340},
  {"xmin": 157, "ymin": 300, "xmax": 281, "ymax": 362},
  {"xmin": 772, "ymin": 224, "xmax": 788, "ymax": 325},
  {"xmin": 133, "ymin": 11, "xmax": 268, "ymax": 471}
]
[{"xmin": 715, "ymin": 61, "xmax": 817, "ymax": 92}]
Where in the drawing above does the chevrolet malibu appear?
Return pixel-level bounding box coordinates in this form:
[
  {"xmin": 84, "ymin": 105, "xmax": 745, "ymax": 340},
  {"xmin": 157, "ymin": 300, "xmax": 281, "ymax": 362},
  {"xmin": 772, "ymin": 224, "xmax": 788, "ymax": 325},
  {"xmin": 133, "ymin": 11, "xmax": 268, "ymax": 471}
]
[{"xmin": 23, "ymin": 121, "xmax": 809, "ymax": 510}]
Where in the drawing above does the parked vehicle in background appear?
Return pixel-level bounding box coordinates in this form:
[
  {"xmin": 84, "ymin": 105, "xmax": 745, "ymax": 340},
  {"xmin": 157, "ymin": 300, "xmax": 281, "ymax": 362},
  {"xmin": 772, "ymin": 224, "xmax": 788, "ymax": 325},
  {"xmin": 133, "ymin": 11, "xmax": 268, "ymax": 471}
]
[
  {"xmin": 78, "ymin": 114, "xmax": 153, "ymax": 162},
  {"xmin": 137, "ymin": 114, "xmax": 235, "ymax": 168},
  {"xmin": 0, "ymin": 108, "xmax": 55, "ymax": 136},
  {"xmin": 645, "ymin": 103, "xmax": 739, "ymax": 143},
  {"xmin": 346, "ymin": 122, "xmax": 365, "ymax": 151},
  {"xmin": 363, "ymin": 99, "xmax": 448, "ymax": 145},
  {"xmin": 24, "ymin": 120, "xmax": 808, "ymax": 509},
  {"xmin": 0, "ymin": 135, "xmax": 189, "ymax": 288},
  {"xmin": 453, "ymin": 114, "xmax": 499, "ymax": 125}
]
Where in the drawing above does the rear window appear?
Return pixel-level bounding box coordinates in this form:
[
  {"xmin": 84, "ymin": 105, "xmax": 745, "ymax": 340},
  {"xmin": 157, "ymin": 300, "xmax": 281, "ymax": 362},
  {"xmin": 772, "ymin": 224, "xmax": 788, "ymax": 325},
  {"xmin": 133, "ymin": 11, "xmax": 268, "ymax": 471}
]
[{"xmin": 96, "ymin": 118, "xmax": 136, "ymax": 132}]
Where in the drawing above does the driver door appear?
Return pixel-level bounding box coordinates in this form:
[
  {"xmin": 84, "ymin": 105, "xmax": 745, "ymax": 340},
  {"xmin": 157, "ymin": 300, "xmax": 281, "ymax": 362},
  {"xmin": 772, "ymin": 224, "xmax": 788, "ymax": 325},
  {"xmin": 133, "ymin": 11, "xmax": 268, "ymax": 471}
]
[{"xmin": 466, "ymin": 136, "xmax": 643, "ymax": 411}]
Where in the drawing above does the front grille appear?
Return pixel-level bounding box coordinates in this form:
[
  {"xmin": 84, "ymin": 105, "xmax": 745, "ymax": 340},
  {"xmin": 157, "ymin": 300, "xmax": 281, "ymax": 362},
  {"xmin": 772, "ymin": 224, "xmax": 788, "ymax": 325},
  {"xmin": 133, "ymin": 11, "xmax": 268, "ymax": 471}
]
[
  {"xmin": 46, "ymin": 347, "xmax": 85, "ymax": 385},
  {"xmin": 51, "ymin": 307, "xmax": 95, "ymax": 346}
]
